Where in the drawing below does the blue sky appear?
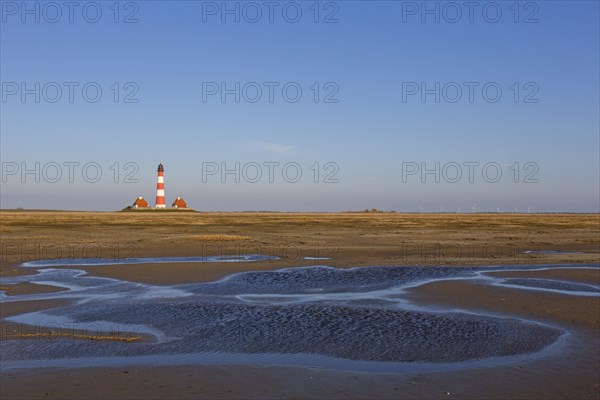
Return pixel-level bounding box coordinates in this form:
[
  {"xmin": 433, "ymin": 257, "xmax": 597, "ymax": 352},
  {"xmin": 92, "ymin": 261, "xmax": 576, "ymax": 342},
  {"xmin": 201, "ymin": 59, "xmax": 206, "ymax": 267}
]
[{"xmin": 1, "ymin": 1, "xmax": 598, "ymax": 212}]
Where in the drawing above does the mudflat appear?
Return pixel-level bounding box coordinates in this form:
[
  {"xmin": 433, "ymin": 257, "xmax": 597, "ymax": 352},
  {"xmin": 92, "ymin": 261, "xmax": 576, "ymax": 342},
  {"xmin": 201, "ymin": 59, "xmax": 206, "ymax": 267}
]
[{"xmin": 1, "ymin": 211, "xmax": 599, "ymax": 399}]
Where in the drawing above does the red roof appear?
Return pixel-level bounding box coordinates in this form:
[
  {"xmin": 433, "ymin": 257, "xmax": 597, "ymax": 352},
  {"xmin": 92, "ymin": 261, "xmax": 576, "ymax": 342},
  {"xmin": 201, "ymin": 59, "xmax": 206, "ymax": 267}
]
[
  {"xmin": 132, "ymin": 197, "xmax": 149, "ymax": 208},
  {"xmin": 172, "ymin": 197, "xmax": 188, "ymax": 208}
]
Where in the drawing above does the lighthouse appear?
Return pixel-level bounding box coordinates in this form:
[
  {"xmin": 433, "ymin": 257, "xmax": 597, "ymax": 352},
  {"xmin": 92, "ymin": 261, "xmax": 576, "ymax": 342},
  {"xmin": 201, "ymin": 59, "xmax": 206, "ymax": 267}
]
[{"xmin": 155, "ymin": 163, "xmax": 166, "ymax": 208}]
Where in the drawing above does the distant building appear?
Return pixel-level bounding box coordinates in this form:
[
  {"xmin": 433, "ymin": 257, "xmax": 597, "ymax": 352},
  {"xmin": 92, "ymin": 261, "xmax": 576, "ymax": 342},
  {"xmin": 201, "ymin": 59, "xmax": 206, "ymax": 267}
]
[
  {"xmin": 132, "ymin": 196, "xmax": 149, "ymax": 208},
  {"xmin": 172, "ymin": 197, "xmax": 188, "ymax": 209},
  {"xmin": 126, "ymin": 165, "xmax": 193, "ymax": 211}
]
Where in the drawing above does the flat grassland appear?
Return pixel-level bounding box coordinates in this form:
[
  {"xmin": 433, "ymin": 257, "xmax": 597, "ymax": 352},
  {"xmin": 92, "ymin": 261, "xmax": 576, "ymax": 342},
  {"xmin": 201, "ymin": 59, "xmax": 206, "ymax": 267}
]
[{"xmin": 1, "ymin": 211, "xmax": 598, "ymax": 284}]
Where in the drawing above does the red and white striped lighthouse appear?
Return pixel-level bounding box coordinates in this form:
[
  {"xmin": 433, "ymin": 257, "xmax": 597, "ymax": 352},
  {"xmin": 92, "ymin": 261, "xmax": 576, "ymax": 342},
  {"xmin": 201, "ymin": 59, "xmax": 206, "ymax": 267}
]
[{"xmin": 155, "ymin": 163, "xmax": 166, "ymax": 208}]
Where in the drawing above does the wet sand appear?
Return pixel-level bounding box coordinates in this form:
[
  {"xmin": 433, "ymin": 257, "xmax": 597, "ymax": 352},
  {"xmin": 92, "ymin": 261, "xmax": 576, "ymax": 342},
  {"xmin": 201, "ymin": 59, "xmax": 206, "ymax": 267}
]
[
  {"xmin": 1, "ymin": 298, "xmax": 80, "ymax": 346},
  {"xmin": 1, "ymin": 354, "xmax": 598, "ymax": 400},
  {"xmin": 0, "ymin": 282, "xmax": 68, "ymax": 296},
  {"xmin": 487, "ymin": 268, "xmax": 600, "ymax": 285},
  {"xmin": 53, "ymin": 260, "xmax": 321, "ymax": 286},
  {"xmin": 407, "ymin": 275, "xmax": 600, "ymax": 329},
  {"xmin": 0, "ymin": 299, "xmax": 72, "ymax": 319},
  {"xmin": 2, "ymin": 333, "xmax": 598, "ymax": 400}
]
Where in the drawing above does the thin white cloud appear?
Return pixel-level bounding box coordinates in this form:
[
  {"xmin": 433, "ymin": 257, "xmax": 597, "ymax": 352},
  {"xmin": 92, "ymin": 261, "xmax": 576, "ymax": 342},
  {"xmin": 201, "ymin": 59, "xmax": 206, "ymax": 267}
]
[{"xmin": 250, "ymin": 142, "xmax": 293, "ymax": 153}]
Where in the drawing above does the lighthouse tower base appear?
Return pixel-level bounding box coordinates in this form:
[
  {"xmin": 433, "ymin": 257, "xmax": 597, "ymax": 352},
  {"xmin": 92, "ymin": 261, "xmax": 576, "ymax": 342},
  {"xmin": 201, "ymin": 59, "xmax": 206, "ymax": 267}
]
[{"xmin": 155, "ymin": 204, "xmax": 166, "ymax": 209}]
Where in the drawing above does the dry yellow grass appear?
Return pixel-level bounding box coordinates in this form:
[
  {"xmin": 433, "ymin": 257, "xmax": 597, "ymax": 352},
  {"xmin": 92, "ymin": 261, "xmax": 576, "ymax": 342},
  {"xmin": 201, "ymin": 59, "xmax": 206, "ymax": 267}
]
[
  {"xmin": 4, "ymin": 332, "xmax": 142, "ymax": 342},
  {"xmin": 1, "ymin": 211, "xmax": 598, "ymax": 276},
  {"xmin": 186, "ymin": 234, "xmax": 252, "ymax": 242}
]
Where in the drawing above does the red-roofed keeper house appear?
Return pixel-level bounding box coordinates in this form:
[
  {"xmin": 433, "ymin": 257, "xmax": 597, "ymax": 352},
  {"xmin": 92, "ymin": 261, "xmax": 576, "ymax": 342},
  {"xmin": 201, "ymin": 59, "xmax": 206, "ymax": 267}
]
[
  {"xmin": 172, "ymin": 197, "xmax": 188, "ymax": 209},
  {"xmin": 132, "ymin": 196, "xmax": 150, "ymax": 208}
]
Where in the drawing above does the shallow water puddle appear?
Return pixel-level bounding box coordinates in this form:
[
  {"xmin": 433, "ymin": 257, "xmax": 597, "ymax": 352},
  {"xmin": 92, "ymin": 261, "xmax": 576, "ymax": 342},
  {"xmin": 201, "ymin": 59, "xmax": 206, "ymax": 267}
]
[{"xmin": 1, "ymin": 258, "xmax": 598, "ymax": 371}]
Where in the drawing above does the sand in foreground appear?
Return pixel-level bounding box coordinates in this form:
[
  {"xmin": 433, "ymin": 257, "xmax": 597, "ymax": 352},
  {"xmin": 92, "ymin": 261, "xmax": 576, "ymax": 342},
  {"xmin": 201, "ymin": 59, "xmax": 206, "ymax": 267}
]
[{"xmin": 1, "ymin": 212, "xmax": 599, "ymax": 399}]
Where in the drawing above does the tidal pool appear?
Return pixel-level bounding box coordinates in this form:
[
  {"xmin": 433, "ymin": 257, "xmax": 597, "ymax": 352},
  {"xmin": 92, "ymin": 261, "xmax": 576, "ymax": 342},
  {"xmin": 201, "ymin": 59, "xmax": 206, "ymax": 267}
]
[{"xmin": 1, "ymin": 259, "xmax": 598, "ymax": 372}]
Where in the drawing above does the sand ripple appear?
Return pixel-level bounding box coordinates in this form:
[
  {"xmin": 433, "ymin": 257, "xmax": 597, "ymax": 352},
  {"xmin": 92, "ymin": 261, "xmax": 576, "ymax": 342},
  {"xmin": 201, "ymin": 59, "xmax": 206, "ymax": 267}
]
[{"xmin": 2, "ymin": 261, "xmax": 598, "ymax": 369}]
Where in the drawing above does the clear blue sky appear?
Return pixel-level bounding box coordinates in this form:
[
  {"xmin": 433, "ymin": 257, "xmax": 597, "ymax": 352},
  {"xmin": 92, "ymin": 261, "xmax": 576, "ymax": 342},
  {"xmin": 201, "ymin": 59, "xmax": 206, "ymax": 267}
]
[{"xmin": 1, "ymin": 1, "xmax": 598, "ymax": 212}]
